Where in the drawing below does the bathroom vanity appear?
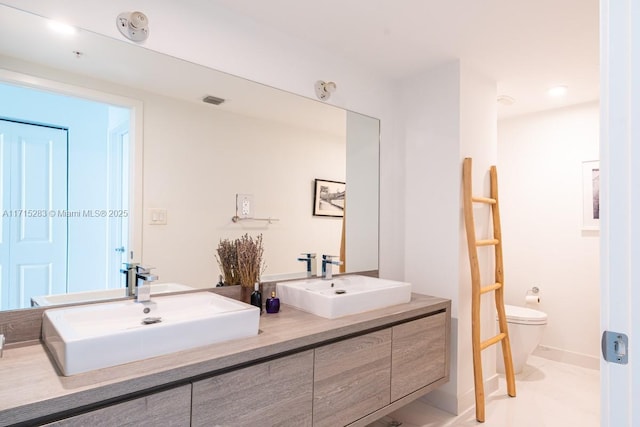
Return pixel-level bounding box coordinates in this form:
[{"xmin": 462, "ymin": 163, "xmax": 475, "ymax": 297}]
[{"xmin": 0, "ymin": 293, "xmax": 450, "ymax": 427}]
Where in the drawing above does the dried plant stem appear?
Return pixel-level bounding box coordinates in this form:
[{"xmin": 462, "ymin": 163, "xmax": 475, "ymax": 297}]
[
  {"xmin": 216, "ymin": 239, "xmax": 239, "ymax": 286},
  {"xmin": 236, "ymin": 233, "xmax": 266, "ymax": 287},
  {"xmin": 216, "ymin": 233, "xmax": 266, "ymax": 287}
]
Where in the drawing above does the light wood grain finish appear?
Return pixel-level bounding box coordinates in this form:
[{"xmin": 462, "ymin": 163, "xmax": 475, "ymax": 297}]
[
  {"xmin": 192, "ymin": 350, "xmax": 313, "ymax": 427},
  {"xmin": 313, "ymin": 329, "xmax": 391, "ymax": 427},
  {"xmin": 0, "ymin": 294, "xmax": 449, "ymax": 426},
  {"xmin": 390, "ymin": 313, "xmax": 446, "ymax": 401},
  {"xmin": 43, "ymin": 384, "xmax": 191, "ymax": 427},
  {"xmin": 462, "ymin": 158, "xmax": 516, "ymax": 423},
  {"xmin": 0, "ymin": 307, "xmax": 46, "ymax": 344}
]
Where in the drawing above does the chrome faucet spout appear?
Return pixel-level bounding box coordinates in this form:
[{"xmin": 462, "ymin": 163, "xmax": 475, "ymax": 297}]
[
  {"xmin": 297, "ymin": 253, "xmax": 317, "ymax": 277},
  {"xmin": 134, "ymin": 265, "xmax": 158, "ymax": 302},
  {"xmin": 121, "ymin": 262, "xmax": 139, "ymax": 297},
  {"xmin": 321, "ymin": 255, "xmax": 343, "ymax": 280}
]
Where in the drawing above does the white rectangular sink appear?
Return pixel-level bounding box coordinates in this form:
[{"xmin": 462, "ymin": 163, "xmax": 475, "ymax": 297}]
[
  {"xmin": 31, "ymin": 283, "xmax": 195, "ymax": 307},
  {"xmin": 276, "ymin": 275, "xmax": 412, "ymax": 319},
  {"xmin": 43, "ymin": 292, "xmax": 259, "ymax": 376}
]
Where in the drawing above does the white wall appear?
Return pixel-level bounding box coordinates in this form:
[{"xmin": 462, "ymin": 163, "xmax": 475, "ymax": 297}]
[
  {"xmin": 401, "ymin": 60, "xmax": 498, "ymax": 415},
  {"xmin": 142, "ymin": 92, "xmax": 346, "ymax": 286},
  {"xmin": 498, "ymin": 102, "xmax": 600, "ymax": 365}
]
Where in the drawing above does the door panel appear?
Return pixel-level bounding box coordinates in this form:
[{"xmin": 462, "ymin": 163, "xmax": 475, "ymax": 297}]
[{"xmin": 0, "ymin": 119, "xmax": 68, "ymax": 309}]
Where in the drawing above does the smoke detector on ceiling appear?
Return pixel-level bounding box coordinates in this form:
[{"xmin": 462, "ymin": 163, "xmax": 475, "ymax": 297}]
[
  {"xmin": 117, "ymin": 11, "xmax": 149, "ymax": 42},
  {"xmin": 497, "ymin": 95, "xmax": 515, "ymax": 106},
  {"xmin": 315, "ymin": 80, "xmax": 337, "ymax": 101}
]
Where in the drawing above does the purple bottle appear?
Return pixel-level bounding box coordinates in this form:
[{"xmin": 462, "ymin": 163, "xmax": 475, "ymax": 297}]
[{"xmin": 265, "ymin": 291, "xmax": 280, "ymax": 314}]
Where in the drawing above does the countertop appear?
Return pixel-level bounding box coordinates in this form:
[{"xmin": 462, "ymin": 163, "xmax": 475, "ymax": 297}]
[{"xmin": 0, "ymin": 293, "xmax": 450, "ymax": 426}]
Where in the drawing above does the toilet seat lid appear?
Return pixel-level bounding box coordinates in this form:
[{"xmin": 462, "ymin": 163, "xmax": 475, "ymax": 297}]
[{"xmin": 501, "ymin": 304, "xmax": 547, "ymax": 325}]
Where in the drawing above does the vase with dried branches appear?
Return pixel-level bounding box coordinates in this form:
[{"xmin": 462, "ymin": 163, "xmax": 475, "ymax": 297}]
[{"xmin": 216, "ymin": 234, "xmax": 266, "ymax": 303}]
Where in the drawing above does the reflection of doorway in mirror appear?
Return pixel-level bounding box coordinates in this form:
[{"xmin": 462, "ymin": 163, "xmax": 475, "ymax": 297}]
[
  {"xmin": 0, "ymin": 81, "xmax": 132, "ymax": 309},
  {"xmin": 0, "ymin": 119, "xmax": 68, "ymax": 310},
  {"xmin": 107, "ymin": 123, "xmax": 130, "ymax": 289}
]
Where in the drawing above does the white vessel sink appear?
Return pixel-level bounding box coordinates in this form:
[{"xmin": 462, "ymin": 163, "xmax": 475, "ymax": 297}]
[
  {"xmin": 42, "ymin": 292, "xmax": 260, "ymax": 376},
  {"xmin": 276, "ymin": 275, "xmax": 412, "ymax": 319},
  {"xmin": 31, "ymin": 283, "xmax": 195, "ymax": 307}
]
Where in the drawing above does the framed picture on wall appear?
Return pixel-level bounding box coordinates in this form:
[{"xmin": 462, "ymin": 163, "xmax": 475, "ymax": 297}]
[
  {"xmin": 582, "ymin": 160, "xmax": 600, "ymax": 231},
  {"xmin": 313, "ymin": 179, "xmax": 346, "ymax": 217}
]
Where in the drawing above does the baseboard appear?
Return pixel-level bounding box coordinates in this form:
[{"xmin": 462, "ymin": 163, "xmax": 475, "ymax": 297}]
[
  {"xmin": 533, "ymin": 345, "xmax": 599, "ymax": 370},
  {"xmin": 419, "ymin": 374, "xmax": 499, "ymax": 416}
]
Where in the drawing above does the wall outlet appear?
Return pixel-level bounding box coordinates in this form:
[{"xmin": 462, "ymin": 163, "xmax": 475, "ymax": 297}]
[{"xmin": 236, "ymin": 194, "xmax": 253, "ymax": 218}]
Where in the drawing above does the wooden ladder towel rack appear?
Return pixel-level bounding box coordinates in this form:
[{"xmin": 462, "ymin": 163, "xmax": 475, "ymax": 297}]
[{"xmin": 462, "ymin": 157, "xmax": 516, "ymax": 423}]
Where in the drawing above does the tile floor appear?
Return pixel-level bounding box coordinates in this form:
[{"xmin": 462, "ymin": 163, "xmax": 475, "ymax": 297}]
[{"xmin": 370, "ymin": 355, "xmax": 600, "ymax": 427}]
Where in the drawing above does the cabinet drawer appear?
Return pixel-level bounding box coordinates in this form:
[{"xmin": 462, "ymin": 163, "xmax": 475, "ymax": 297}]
[
  {"xmin": 192, "ymin": 350, "xmax": 314, "ymax": 427},
  {"xmin": 313, "ymin": 329, "xmax": 392, "ymax": 427},
  {"xmin": 43, "ymin": 384, "xmax": 191, "ymax": 427},
  {"xmin": 391, "ymin": 312, "xmax": 447, "ymax": 401}
]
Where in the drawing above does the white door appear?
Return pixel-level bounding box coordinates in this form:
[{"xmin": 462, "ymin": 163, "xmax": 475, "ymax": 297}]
[
  {"xmin": 0, "ymin": 119, "xmax": 68, "ymax": 309},
  {"xmin": 106, "ymin": 123, "xmax": 129, "ymax": 289},
  {"xmin": 600, "ymin": 1, "xmax": 640, "ymax": 425}
]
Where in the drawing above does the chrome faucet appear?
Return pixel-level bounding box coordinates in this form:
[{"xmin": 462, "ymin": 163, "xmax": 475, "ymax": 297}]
[
  {"xmin": 135, "ymin": 266, "xmax": 158, "ymax": 302},
  {"xmin": 0, "ymin": 334, "xmax": 4, "ymax": 359},
  {"xmin": 297, "ymin": 253, "xmax": 317, "ymax": 277},
  {"xmin": 321, "ymin": 255, "xmax": 343, "ymax": 280},
  {"xmin": 121, "ymin": 262, "xmax": 140, "ymax": 297}
]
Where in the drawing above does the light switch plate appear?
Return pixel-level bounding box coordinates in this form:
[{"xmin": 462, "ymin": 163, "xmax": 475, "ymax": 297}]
[
  {"xmin": 236, "ymin": 194, "xmax": 253, "ymax": 218},
  {"xmin": 149, "ymin": 208, "xmax": 167, "ymax": 225}
]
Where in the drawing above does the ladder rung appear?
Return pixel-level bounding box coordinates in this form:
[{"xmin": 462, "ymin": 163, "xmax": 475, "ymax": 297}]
[
  {"xmin": 476, "ymin": 239, "xmax": 499, "ymax": 247},
  {"xmin": 481, "ymin": 333, "xmax": 507, "ymax": 350},
  {"xmin": 480, "ymin": 282, "xmax": 502, "ymax": 294},
  {"xmin": 472, "ymin": 196, "xmax": 496, "ymax": 205}
]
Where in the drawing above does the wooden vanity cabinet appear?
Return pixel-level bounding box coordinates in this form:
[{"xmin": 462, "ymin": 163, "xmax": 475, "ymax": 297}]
[
  {"xmin": 390, "ymin": 312, "xmax": 447, "ymax": 401},
  {"xmin": 43, "ymin": 384, "xmax": 191, "ymax": 427},
  {"xmin": 6, "ymin": 299, "xmax": 450, "ymax": 427},
  {"xmin": 312, "ymin": 329, "xmax": 392, "ymax": 427},
  {"xmin": 191, "ymin": 350, "xmax": 314, "ymax": 427}
]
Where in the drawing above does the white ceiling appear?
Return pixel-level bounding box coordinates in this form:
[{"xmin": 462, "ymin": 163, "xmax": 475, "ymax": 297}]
[{"xmin": 209, "ymin": 0, "xmax": 600, "ymax": 118}]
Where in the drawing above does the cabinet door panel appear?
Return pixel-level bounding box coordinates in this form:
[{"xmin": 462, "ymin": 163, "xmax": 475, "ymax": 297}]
[
  {"xmin": 192, "ymin": 350, "xmax": 314, "ymax": 427},
  {"xmin": 313, "ymin": 329, "xmax": 391, "ymax": 427},
  {"xmin": 44, "ymin": 384, "xmax": 191, "ymax": 427},
  {"xmin": 391, "ymin": 312, "xmax": 447, "ymax": 401}
]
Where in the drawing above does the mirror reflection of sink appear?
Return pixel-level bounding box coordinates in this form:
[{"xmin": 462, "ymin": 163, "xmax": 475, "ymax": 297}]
[
  {"xmin": 276, "ymin": 275, "xmax": 412, "ymax": 319},
  {"xmin": 31, "ymin": 283, "xmax": 196, "ymax": 307},
  {"xmin": 42, "ymin": 292, "xmax": 259, "ymax": 376}
]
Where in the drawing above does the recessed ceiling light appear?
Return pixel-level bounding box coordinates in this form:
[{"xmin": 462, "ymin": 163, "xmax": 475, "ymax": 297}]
[
  {"xmin": 548, "ymin": 85, "xmax": 568, "ymax": 97},
  {"xmin": 48, "ymin": 20, "xmax": 77, "ymax": 35}
]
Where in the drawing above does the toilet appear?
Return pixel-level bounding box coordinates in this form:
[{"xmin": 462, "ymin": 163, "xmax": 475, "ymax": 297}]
[{"xmin": 496, "ymin": 304, "xmax": 547, "ymax": 374}]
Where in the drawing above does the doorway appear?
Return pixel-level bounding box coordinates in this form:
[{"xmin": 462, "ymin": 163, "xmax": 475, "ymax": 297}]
[{"xmin": 0, "ymin": 81, "xmax": 132, "ymax": 309}]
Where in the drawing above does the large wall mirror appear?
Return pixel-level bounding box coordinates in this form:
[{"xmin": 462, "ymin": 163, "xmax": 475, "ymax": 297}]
[{"xmin": 0, "ymin": 5, "xmax": 379, "ymax": 311}]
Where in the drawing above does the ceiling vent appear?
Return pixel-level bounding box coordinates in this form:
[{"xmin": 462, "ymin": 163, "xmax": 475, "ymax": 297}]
[{"xmin": 202, "ymin": 95, "xmax": 225, "ymax": 105}]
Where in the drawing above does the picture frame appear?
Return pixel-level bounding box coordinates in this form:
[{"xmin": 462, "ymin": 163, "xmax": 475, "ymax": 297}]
[
  {"xmin": 313, "ymin": 179, "xmax": 346, "ymax": 217},
  {"xmin": 582, "ymin": 160, "xmax": 600, "ymax": 231}
]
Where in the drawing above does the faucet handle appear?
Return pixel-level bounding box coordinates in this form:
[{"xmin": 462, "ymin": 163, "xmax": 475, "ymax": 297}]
[
  {"xmin": 301, "ymin": 252, "xmax": 316, "ymax": 258},
  {"xmin": 136, "ymin": 265, "xmax": 155, "ymax": 274}
]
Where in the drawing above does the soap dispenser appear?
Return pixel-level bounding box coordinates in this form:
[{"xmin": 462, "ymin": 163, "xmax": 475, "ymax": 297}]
[
  {"xmin": 265, "ymin": 291, "xmax": 280, "ymax": 314},
  {"xmin": 250, "ymin": 282, "xmax": 263, "ymax": 313}
]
